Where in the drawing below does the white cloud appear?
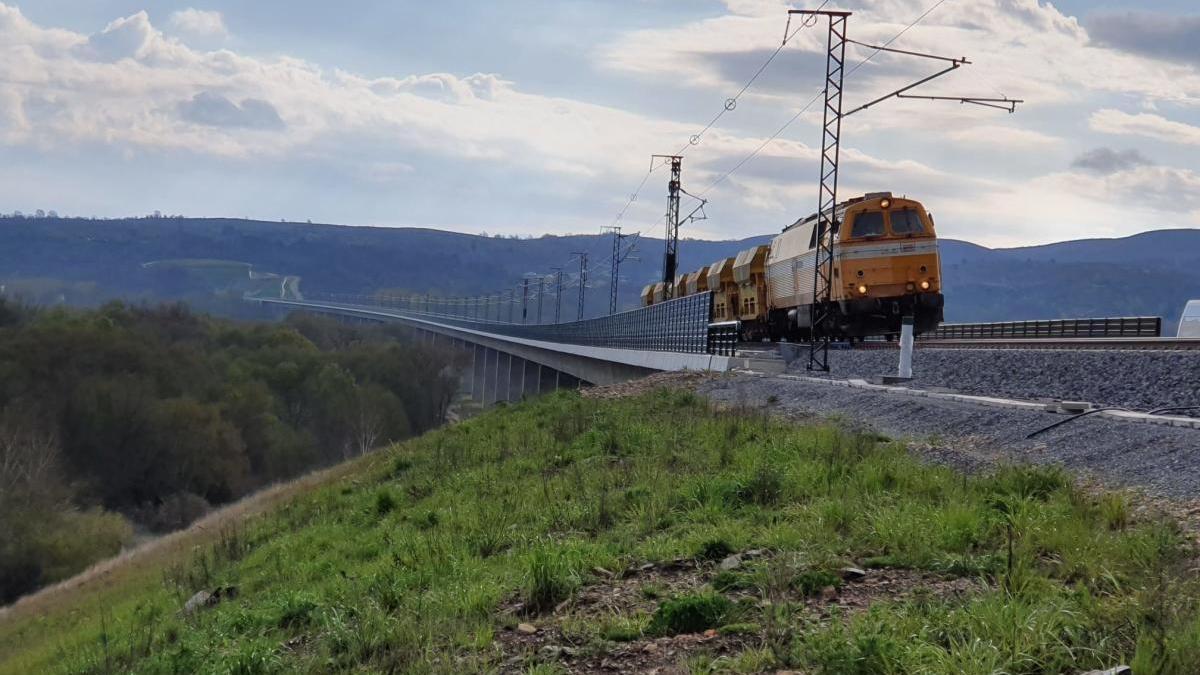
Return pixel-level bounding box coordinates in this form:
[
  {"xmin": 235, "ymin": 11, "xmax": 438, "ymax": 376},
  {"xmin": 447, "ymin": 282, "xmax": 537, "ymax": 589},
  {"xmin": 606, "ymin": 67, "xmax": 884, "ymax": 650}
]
[
  {"xmin": 944, "ymin": 124, "xmax": 1063, "ymax": 150},
  {"xmin": 0, "ymin": 1, "xmax": 1196, "ymax": 244},
  {"xmin": 0, "ymin": 3, "xmax": 697, "ymax": 176},
  {"xmin": 83, "ymin": 11, "xmax": 157, "ymax": 61},
  {"xmin": 168, "ymin": 8, "xmax": 228, "ymax": 42},
  {"xmin": 1089, "ymin": 109, "xmax": 1200, "ymax": 146},
  {"xmin": 935, "ymin": 164, "xmax": 1200, "ymax": 247},
  {"xmin": 601, "ymin": 0, "xmax": 1200, "ymax": 110}
]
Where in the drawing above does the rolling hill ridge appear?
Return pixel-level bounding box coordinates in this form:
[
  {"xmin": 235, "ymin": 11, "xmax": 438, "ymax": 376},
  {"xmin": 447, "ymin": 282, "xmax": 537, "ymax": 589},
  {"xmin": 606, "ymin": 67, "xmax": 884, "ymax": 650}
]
[{"xmin": 0, "ymin": 216, "xmax": 1196, "ymax": 330}]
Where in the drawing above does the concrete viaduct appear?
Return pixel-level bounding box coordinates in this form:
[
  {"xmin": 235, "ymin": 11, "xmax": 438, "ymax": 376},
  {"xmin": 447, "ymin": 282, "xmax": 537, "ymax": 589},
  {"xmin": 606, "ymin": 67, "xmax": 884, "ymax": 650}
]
[{"xmin": 253, "ymin": 298, "xmax": 747, "ymax": 405}]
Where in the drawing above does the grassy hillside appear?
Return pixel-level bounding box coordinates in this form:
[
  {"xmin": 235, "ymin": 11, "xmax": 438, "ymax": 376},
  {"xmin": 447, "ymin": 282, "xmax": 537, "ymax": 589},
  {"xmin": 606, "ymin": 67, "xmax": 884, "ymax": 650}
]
[{"xmin": 3, "ymin": 387, "xmax": 1199, "ymax": 674}]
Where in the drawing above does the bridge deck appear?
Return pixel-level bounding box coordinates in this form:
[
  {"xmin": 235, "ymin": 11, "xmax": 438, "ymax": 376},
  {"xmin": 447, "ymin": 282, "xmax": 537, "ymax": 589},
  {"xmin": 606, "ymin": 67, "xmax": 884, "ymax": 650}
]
[{"xmin": 253, "ymin": 298, "xmax": 737, "ymax": 384}]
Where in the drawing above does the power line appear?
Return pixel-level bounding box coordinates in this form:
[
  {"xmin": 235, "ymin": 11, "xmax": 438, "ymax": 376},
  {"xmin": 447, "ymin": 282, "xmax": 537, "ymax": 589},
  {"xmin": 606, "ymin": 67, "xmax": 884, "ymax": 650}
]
[
  {"xmin": 465, "ymin": 1, "xmax": 960, "ymax": 323},
  {"xmin": 698, "ymin": 0, "xmax": 954, "ymax": 197},
  {"xmin": 676, "ymin": 0, "xmax": 830, "ymax": 156},
  {"xmin": 845, "ymin": 0, "xmax": 950, "ymax": 78}
]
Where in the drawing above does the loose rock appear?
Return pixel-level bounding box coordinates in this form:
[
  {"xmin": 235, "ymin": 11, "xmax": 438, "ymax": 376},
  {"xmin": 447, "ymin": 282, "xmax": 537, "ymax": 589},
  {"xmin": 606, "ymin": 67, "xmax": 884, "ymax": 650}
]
[
  {"xmin": 698, "ymin": 372, "xmax": 1200, "ymax": 499},
  {"xmin": 794, "ymin": 347, "xmax": 1200, "ymax": 417},
  {"xmin": 538, "ymin": 645, "xmax": 563, "ymax": 660},
  {"xmin": 840, "ymin": 566, "xmax": 867, "ymax": 580},
  {"xmin": 516, "ymin": 622, "xmax": 537, "ymax": 635},
  {"xmin": 718, "ymin": 554, "xmax": 743, "ymax": 571},
  {"xmin": 180, "ymin": 590, "xmax": 212, "ymax": 616}
]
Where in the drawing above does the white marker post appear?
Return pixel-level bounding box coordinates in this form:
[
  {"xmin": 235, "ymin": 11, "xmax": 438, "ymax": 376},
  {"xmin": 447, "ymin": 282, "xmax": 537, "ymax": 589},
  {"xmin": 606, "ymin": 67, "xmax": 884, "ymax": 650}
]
[{"xmin": 897, "ymin": 315, "xmax": 915, "ymax": 380}]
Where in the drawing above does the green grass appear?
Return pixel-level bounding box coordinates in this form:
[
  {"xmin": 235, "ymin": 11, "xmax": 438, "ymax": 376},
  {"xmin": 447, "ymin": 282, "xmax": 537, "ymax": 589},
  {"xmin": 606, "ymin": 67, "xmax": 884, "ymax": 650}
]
[
  {"xmin": 647, "ymin": 592, "xmax": 735, "ymax": 636},
  {"xmin": 2, "ymin": 388, "xmax": 1199, "ymax": 673}
]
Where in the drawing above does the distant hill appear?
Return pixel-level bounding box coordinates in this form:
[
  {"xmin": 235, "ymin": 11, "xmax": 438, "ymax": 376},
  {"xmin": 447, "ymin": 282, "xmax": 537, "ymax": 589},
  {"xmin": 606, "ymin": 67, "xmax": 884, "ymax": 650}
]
[
  {"xmin": 0, "ymin": 216, "xmax": 1196, "ymax": 331},
  {"xmin": 939, "ymin": 230, "xmax": 1200, "ymax": 333}
]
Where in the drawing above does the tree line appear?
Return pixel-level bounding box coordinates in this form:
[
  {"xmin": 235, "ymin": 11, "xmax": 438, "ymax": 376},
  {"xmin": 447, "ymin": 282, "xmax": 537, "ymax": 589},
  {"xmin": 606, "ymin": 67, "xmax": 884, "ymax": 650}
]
[{"xmin": 0, "ymin": 300, "xmax": 460, "ymax": 603}]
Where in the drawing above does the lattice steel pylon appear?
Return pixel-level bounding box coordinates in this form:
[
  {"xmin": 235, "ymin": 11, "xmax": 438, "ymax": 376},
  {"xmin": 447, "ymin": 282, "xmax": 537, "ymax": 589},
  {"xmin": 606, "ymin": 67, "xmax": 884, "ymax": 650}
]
[
  {"xmin": 551, "ymin": 267, "xmax": 563, "ymax": 323},
  {"xmin": 603, "ymin": 226, "xmax": 636, "ymax": 314},
  {"xmin": 521, "ymin": 277, "xmax": 530, "ymax": 324},
  {"xmin": 653, "ymin": 155, "xmax": 683, "ymax": 298},
  {"xmin": 537, "ymin": 275, "xmax": 545, "ymax": 324},
  {"xmin": 608, "ymin": 226, "xmax": 622, "ymax": 314},
  {"xmin": 798, "ymin": 9, "xmax": 850, "ymax": 373},
  {"xmin": 572, "ymin": 252, "xmax": 588, "ymax": 320},
  {"xmin": 789, "ymin": 9, "xmax": 1021, "ymax": 373}
]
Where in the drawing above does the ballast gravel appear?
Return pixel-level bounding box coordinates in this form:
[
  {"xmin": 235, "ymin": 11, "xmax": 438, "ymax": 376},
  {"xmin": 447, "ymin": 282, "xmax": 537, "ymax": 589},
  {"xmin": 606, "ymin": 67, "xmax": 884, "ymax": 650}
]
[
  {"xmin": 789, "ymin": 348, "xmax": 1200, "ymax": 414},
  {"xmin": 696, "ymin": 372, "xmax": 1200, "ymax": 499}
]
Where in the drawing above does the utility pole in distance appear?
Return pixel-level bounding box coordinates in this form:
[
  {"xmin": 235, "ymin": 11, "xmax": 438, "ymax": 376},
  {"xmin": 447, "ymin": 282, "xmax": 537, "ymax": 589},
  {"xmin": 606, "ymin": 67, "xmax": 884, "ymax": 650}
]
[
  {"xmin": 536, "ymin": 275, "xmax": 545, "ymax": 324},
  {"xmin": 521, "ymin": 278, "xmax": 530, "ymax": 324},
  {"xmin": 571, "ymin": 252, "xmax": 588, "ymax": 321},
  {"xmin": 602, "ymin": 226, "xmax": 637, "ymax": 314},
  {"xmin": 551, "ymin": 267, "xmax": 563, "ymax": 324},
  {"xmin": 651, "ymin": 154, "xmax": 682, "ymax": 298}
]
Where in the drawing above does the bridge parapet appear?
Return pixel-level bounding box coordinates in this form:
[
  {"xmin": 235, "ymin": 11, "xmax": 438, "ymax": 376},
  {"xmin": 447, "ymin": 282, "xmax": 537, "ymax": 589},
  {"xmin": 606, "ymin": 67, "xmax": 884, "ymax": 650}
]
[
  {"xmin": 249, "ymin": 296, "xmax": 740, "ymax": 395},
  {"xmin": 300, "ymin": 291, "xmax": 736, "ymax": 356}
]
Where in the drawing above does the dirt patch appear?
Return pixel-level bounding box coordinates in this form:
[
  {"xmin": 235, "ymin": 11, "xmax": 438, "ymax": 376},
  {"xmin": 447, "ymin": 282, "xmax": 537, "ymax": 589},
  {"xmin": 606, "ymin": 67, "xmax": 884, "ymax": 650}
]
[
  {"xmin": 582, "ymin": 371, "xmax": 716, "ymax": 401},
  {"xmin": 493, "ymin": 552, "xmax": 979, "ymax": 674}
]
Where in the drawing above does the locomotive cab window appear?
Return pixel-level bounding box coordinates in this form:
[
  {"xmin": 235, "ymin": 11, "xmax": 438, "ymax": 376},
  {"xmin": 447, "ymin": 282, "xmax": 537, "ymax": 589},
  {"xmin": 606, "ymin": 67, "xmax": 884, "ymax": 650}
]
[
  {"xmin": 849, "ymin": 211, "xmax": 885, "ymax": 238},
  {"xmin": 890, "ymin": 208, "xmax": 925, "ymax": 235}
]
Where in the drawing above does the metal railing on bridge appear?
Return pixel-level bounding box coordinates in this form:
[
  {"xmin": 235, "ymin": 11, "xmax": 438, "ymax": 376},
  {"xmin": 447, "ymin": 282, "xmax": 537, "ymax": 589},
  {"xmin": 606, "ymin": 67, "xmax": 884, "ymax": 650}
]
[
  {"xmin": 926, "ymin": 316, "xmax": 1162, "ymax": 340},
  {"xmin": 296, "ymin": 291, "xmax": 738, "ymax": 356}
]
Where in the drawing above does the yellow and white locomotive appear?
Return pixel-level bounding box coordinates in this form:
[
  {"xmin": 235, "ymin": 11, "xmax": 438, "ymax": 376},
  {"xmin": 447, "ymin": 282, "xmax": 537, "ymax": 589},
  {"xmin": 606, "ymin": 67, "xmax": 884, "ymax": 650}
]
[{"xmin": 645, "ymin": 192, "xmax": 944, "ymax": 340}]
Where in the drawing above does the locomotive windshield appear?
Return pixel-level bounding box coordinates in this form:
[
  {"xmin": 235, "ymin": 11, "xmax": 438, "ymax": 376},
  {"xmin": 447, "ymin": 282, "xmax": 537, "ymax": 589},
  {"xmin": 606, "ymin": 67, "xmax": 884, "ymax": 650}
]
[
  {"xmin": 890, "ymin": 208, "xmax": 925, "ymax": 235},
  {"xmin": 849, "ymin": 211, "xmax": 885, "ymax": 238}
]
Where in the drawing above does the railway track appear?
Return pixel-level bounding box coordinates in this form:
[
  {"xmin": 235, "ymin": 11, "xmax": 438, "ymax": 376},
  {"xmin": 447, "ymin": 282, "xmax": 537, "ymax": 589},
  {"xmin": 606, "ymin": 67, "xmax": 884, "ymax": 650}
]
[
  {"xmin": 735, "ymin": 337, "xmax": 1200, "ymax": 358},
  {"xmin": 865, "ymin": 337, "xmax": 1200, "ymax": 351}
]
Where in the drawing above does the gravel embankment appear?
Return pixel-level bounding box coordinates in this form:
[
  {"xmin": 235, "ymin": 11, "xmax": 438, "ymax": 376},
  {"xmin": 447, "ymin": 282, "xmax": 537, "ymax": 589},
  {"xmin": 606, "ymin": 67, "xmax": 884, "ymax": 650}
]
[
  {"xmin": 697, "ymin": 372, "xmax": 1200, "ymax": 499},
  {"xmin": 791, "ymin": 348, "xmax": 1200, "ymax": 413}
]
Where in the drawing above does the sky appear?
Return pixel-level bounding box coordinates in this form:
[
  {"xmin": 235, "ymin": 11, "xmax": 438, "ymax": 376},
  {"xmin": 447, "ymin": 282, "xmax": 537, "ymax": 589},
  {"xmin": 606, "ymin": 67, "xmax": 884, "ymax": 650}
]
[{"xmin": 1, "ymin": 1, "xmax": 1199, "ymax": 248}]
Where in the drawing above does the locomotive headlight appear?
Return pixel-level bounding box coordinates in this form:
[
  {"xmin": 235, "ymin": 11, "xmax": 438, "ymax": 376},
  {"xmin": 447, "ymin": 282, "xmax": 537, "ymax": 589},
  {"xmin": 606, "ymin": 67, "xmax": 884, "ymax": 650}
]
[
  {"xmin": 920, "ymin": 280, "xmax": 931, "ymax": 290},
  {"xmin": 857, "ymin": 284, "xmax": 868, "ymax": 295},
  {"xmin": 880, "ymin": 199, "xmax": 891, "ymax": 209}
]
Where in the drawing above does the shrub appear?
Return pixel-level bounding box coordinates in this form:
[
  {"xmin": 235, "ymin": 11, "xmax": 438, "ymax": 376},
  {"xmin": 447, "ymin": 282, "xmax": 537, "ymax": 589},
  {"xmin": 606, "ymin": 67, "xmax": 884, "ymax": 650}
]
[
  {"xmin": 273, "ymin": 591, "xmax": 320, "ymax": 629},
  {"xmin": 648, "ymin": 592, "xmax": 734, "ymax": 636},
  {"xmin": 738, "ymin": 465, "xmax": 783, "ymax": 506},
  {"xmin": 23, "ymin": 508, "xmax": 132, "ymax": 591},
  {"xmin": 988, "ymin": 465, "xmax": 1068, "ymax": 502},
  {"xmin": 712, "ymin": 570, "xmax": 754, "ymax": 592},
  {"xmin": 1099, "ymin": 492, "xmax": 1130, "ymax": 531},
  {"xmin": 523, "ymin": 547, "xmax": 581, "ymax": 613},
  {"xmin": 718, "ymin": 622, "xmax": 760, "ymax": 635},
  {"xmin": 392, "ymin": 457, "xmax": 413, "ymax": 476},
  {"xmin": 144, "ymin": 492, "xmax": 212, "ymax": 533},
  {"xmin": 598, "ymin": 616, "xmax": 644, "ymax": 642},
  {"xmin": 374, "ymin": 489, "xmax": 397, "ymax": 516},
  {"xmin": 792, "ymin": 569, "xmax": 841, "ymax": 597},
  {"xmin": 696, "ymin": 538, "xmax": 735, "ymax": 561}
]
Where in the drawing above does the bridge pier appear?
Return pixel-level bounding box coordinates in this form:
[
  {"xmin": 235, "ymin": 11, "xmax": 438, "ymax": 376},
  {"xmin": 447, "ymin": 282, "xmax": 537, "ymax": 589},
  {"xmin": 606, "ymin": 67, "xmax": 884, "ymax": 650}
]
[
  {"xmin": 496, "ymin": 352, "xmax": 511, "ymax": 404},
  {"xmin": 524, "ymin": 360, "xmax": 541, "ymax": 398},
  {"xmin": 471, "ymin": 344, "xmax": 485, "ymax": 403}
]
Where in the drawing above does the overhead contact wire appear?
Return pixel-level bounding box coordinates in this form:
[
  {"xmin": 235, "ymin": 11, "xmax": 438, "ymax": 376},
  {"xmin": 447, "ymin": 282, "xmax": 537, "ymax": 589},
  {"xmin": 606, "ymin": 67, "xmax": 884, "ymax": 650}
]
[
  {"xmin": 698, "ymin": 0, "xmax": 953, "ymax": 197},
  {"xmin": 677, "ymin": 0, "xmax": 829, "ymax": 156}
]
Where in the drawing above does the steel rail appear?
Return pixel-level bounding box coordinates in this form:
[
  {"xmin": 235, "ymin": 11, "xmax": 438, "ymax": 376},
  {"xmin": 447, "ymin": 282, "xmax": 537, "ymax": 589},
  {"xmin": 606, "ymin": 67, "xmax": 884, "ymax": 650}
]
[{"xmin": 856, "ymin": 338, "xmax": 1200, "ymax": 351}]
